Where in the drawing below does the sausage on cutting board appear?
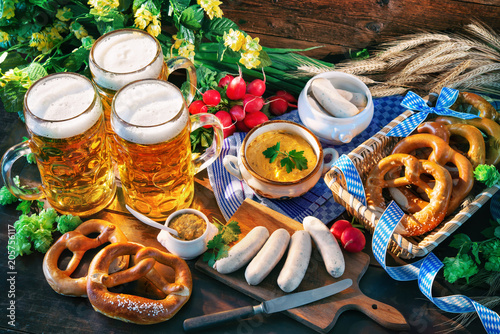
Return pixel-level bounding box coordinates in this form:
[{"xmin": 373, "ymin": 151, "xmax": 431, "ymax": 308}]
[{"xmin": 277, "ymin": 230, "xmax": 312, "ymax": 292}]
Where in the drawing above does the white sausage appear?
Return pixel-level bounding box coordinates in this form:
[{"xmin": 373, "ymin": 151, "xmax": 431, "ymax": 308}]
[
  {"xmin": 245, "ymin": 228, "xmax": 290, "ymax": 285},
  {"xmin": 214, "ymin": 226, "xmax": 269, "ymax": 274},
  {"xmin": 277, "ymin": 230, "xmax": 312, "ymax": 292},
  {"xmin": 336, "ymin": 89, "xmax": 367, "ymax": 109},
  {"xmin": 303, "ymin": 216, "xmax": 345, "ymax": 278},
  {"xmin": 310, "ymin": 78, "xmax": 359, "ymax": 118}
]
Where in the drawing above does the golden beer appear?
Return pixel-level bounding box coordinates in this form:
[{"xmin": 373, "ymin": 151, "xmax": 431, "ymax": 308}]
[
  {"xmin": 111, "ymin": 79, "xmax": 223, "ymax": 221},
  {"xmin": 1, "ymin": 73, "xmax": 116, "ymax": 216},
  {"xmin": 89, "ymin": 28, "xmax": 196, "ymax": 135}
]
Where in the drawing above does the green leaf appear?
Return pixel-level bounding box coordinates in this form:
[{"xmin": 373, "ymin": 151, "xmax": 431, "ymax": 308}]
[
  {"xmin": 449, "ymin": 233, "xmax": 471, "ymax": 249},
  {"xmin": 281, "ymin": 157, "xmax": 294, "ymax": 173},
  {"xmin": 61, "ymin": 47, "xmax": 89, "ymax": 73},
  {"xmin": 288, "ymin": 150, "xmax": 307, "ymax": 171},
  {"xmin": 203, "ymin": 17, "xmax": 238, "ymax": 40},
  {"xmin": 180, "ymin": 5, "xmax": 203, "ymax": 30},
  {"xmin": 0, "ymin": 186, "xmax": 18, "ymax": 205},
  {"xmin": 443, "ymin": 254, "xmax": 479, "ymax": 284},
  {"xmin": 25, "ymin": 62, "xmax": 48, "ymax": 82},
  {"xmin": 16, "ymin": 201, "xmax": 32, "ymax": 215},
  {"xmin": 494, "ymin": 226, "xmax": 500, "ymax": 239},
  {"xmin": 0, "ymin": 80, "xmax": 27, "ymax": 114},
  {"xmin": 179, "ymin": 24, "xmax": 195, "ymax": 44},
  {"xmin": 257, "ymin": 50, "xmax": 272, "ymax": 68}
]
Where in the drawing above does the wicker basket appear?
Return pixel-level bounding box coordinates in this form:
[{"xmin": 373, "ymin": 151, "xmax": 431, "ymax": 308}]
[{"xmin": 324, "ymin": 109, "xmax": 500, "ymax": 259}]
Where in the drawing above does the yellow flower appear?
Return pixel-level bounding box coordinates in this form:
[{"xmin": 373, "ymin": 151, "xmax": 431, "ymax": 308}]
[
  {"xmin": 70, "ymin": 22, "xmax": 88, "ymax": 40},
  {"xmin": 147, "ymin": 16, "xmax": 161, "ymax": 37},
  {"xmin": 179, "ymin": 43, "xmax": 195, "ymax": 61},
  {"xmin": 239, "ymin": 50, "xmax": 261, "ymax": 69},
  {"xmin": 172, "ymin": 35, "xmax": 183, "ymax": 49},
  {"xmin": 55, "ymin": 7, "xmax": 71, "ymax": 22},
  {"xmin": 2, "ymin": 0, "xmax": 16, "ymax": 19},
  {"xmin": 53, "ymin": 20, "xmax": 68, "ymax": 33},
  {"xmin": 198, "ymin": 0, "xmax": 223, "ymax": 19},
  {"xmin": 223, "ymin": 28, "xmax": 245, "ymax": 52},
  {"xmin": 0, "ymin": 68, "xmax": 31, "ymax": 89},
  {"xmin": 134, "ymin": 5, "xmax": 153, "ymax": 30},
  {"xmin": 88, "ymin": 0, "xmax": 119, "ymax": 14},
  {"xmin": 242, "ymin": 35, "xmax": 261, "ymax": 52},
  {"xmin": 0, "ymin": 31, "xmax": 10, "ymax": 43},
  {"xmin": 29, "ymin": 32, "xmax": 50, "ymax": 53}
]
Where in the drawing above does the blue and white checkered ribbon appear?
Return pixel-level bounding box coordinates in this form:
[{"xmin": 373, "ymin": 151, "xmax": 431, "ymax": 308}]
[
  {"xmin": 387, "ymin": 87, "xmax": 480, "ymax": 137},
  {"xmin": 374, "ymin": 202, "xmax": 500, "ymax": 333},
  {"xmin": 332, "ymin": 154, "xmax": 367, "ymax": 206}
]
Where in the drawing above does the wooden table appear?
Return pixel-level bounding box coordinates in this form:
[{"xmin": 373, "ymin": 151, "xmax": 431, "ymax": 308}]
[{"xmin": 0, "ymin": 109, "xmax": 496, "ymax": 334}]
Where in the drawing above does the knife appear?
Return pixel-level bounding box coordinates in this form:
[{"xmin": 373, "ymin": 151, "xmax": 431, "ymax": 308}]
[{"xmin": 183, "ymin": 278, "xmax": 352, "ymax": 332}]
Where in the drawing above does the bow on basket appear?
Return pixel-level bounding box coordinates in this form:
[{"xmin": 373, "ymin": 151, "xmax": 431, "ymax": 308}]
[{"xmin": 387, "ymin": 87, "xmax": 480, "ymax": 138}]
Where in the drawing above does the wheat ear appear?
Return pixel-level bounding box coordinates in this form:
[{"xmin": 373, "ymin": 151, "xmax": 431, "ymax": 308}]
[{"xmin": 375, "ymin": 33, "xmax": 451, "ymax": 60}]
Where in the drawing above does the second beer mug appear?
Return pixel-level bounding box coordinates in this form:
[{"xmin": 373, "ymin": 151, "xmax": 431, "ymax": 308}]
[
  {"xmin": 111, "ymin": 79, "xmax": 223, "ymax": 221},
  {"xmin": 89, "ymin": 28, "xmax": 197, "ymax": 134}
]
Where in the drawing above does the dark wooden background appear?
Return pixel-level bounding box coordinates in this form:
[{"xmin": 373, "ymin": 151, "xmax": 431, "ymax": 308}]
[{"xmin": 221, "ymin": 0, "xmax": 500, "ymax": 61}]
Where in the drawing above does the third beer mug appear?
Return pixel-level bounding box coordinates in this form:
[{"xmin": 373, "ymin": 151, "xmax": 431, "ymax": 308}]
[
  {"xmin": 89, "ymin": 28, "xmax": 197, "ymax": 134},
  {"xmin": 111, "ymin": 79, "xmax": 223, "ymax": 221}
]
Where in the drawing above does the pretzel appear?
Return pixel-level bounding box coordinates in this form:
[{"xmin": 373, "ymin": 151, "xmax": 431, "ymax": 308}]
[
  {"xmin": 87, "ymin": 242, "xmax": 192, "ymax": 324},
  {"xmin": 435, "ymin": 116, "xmax": 500, "ymax": 166},
  {"xmin": 366, "ymin": 153, "xmax": 452, "ymax": 236},
  {"xmin": 417, "ymin": 121, "xmax": 486, "ymax": 168},
  {"xmin": 42, "ymin": 219, "xmax": 129, "ymax": 297},
  {"xmin": 391, "ymin": 133, "xmax": 474, "ymax": 215},
  {"xmin": 451, "ymin": 91, "xmax": 499, "ymax": 123}
]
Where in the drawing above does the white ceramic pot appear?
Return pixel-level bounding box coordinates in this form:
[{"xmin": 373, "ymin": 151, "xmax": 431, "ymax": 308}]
[
  {"xmin": 157, "ymin": 208, "xmax": 218, "ymax": 260},
  {"xmin": 297, "ymin": 71, "xmax": 374, "ymax": 145},
  {"xmin": 223, "ymin": 120, "xmax": 339, "ymax": 199}
]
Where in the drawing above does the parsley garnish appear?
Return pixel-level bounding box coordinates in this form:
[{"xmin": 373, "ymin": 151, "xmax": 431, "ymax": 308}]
[
  {"xmin": 262, "ymin": 142, "xmax": 308, "ymax": 173},
  {"xmin": 203, "ymin": 218, "xmax": 241, "ymax": 267}
]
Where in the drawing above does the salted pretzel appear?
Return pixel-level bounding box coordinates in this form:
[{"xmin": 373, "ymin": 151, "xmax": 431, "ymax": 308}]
[
  {"xmin": 43, "ymin": 219, "xmax": 129, "ymax": 297},
  {"xmin": 366, "ymin": 153, "xmax": 452, "ymax": 236},
  {"xmin": 435, "ymin": 116, "xmax": 500, "ymax": 166},
  {"xmin": 87, "ymin": 242, "xmax": 192, "ymax": 324},
  {"xmin": 417, "ymin": 121, "xmax": 486, "ymax": 168},
  {"xmin": 451, "ymin": 91, "xmax": 499, "ymax": 123},
  {"xmin": 391, "ymin": 133, "xmax": 474, "ymax": 215}
]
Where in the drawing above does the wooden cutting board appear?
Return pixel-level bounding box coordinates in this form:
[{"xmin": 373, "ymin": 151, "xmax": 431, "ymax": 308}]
[{"xmin": 195, "ymin": 199, "xmax": 409, "ymax": 333}]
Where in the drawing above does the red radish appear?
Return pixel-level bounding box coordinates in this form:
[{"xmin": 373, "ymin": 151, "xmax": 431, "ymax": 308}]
[
  {"xmin": 340, "ymin": 227, "xmax": 366, "ymax": 253},
  {"xmin": 276, "ymin": 90, "xmax": 298, "ymax": 104},
  {"xmin": 329, "ymin": 220, "xmax": 352, "ymax": 240},
  {"xmin": 229, "ymin": 105, "xmax": 245, "ymax": 122},
  {"xmin": 246, "ymin": 79, "xmax": 266, "ymax": 96},
  {"xmin": 243, "ymin": 111, "xmax": 268, "ymax": 129},
  {"xmin": 243, "ymin": 94, "xmax": 264, "ymax": 113},
  {"xmin": 215, "ymin": 110, "xmax": 235, "ymax": 138},
  {"xmin": 203, "ymin": 89, "xmax": 221, "ymax": 106},
  {"xmin": 269, "ymin": 96, "xmax": 289, "ymax": 116},
  {"xmin": 226, "ymin": 69, "xmax": 246, "ymax": 100},
  {"xmin": 235, "ymin": 120, "xmax": 251, "ymax": 132},
  {"xmin": 218, "ymin": 74, "xmax": 234, "ymax": 88},
  {"xmin": 188, "ymin": 100, "xmax": 207, "ymax": 115}
]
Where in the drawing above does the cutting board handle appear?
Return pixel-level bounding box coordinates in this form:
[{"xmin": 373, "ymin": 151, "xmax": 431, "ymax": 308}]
[{"xmin": 349, "ymin": 293, "xmax": 409, "ymax": 331}]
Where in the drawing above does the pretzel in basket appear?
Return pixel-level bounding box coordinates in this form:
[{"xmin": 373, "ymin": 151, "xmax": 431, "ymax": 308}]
[
  {"xmin": 43, "ymin": 219, "xmax": 129, "ymax": 297},
  {"xmin": 451, "ymin": 91, "xmax": 499, "ymax": 123},
  {"xmin": 391, "ymin": 133, "xmax": 474, "ymax": 215},
  {"xmin": 366, "ymin": 153, "xmax": 452, "ymax": 236},
  {"xmin": 435, "ymin": 116, "xmax": 500, "ymax": 166},
  {"xmin": 417, "ymin": 121, "xmax": 486, "ymax": 168},
  {"xmin": 87, "ymin": 242, "xmax": 192, "ymax": 324}
]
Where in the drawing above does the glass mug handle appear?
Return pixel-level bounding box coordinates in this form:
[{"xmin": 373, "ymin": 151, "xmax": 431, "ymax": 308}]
[
  {"xmin": 165, "ymin": 57, "xmax": 197, "ymax": 105},
  {"xmin": 190, "ymin": 113, "xmax": 224, "ymax": 174},
  {"xmin": 1, "ymin": 141, "xmax": 44, "ymax": 200}
]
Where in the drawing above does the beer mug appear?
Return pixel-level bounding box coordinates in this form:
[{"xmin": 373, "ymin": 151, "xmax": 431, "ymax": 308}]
[
  {"xmin": 89, "ymin": 28, "xmax": 197, "ymax": 134},
  {"xmin": 1, "ymin": 73, "xmax": 116, "ymax": 216},
  {"xmin": 111, "ymin": 79, "xmax": 223, "ymax": 221}
]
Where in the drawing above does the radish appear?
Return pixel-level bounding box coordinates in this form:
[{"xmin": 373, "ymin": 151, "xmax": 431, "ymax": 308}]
[
  {"xmin": 243, "ymin": 94, "xmax": 264, "ymax": 113},
  {"xmin": 340, "ymin": 227, "xmax": 365, "ymax": 253},
  {"xmin": 229, "ymin": 105, "xmax": 245, "ymax": 122},
  {"xmin": 246, "ymin": 78, "xmax": 266, "ymax": 97},
  {"xmin": 236, "ymin": 120, "xmax": 251, "ymax": 132},
  {"xmin": 226, "ymin": 70, "xmax": 246, "ymax": 100},
  {"xmin": 218, "ymin": 74, "xmax": 234, "ymax": 88},
  {"xmin": 243, "ymin": 111, "xmax": 268, "ymax": 129},
  {"xmin": 188, "ymin": 100, "xmax": 207, "ymax": 115},
  {"xmin": 329, "ymin": 220, "xmax": 352, "ymax": 240},
  {"xmin": 215, "ymin": 110, "xmax": 236, "ymax": 138},
  {"xmin": 268, "ymin": 96, "xmax": 289, "ymax": 116},
  {"xmin": 203, "ymin": 89, "xmax": 221, "ymax": 106},
  {"xmin": 276, "ymin": 90, "xmax": 298, "ymax": 104}
]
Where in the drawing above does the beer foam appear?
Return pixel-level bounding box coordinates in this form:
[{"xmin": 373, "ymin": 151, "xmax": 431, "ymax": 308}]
[
  {"xmin": 26, "ymin": 74, "xmax": 102, "ymax": 139},
  {"xmin": 112, "ymin": 81, "xmax": 188, "ymax": 145},
  {"xmin": 90, "ymin": 30, "xmax": 164, "ymax": 91}
]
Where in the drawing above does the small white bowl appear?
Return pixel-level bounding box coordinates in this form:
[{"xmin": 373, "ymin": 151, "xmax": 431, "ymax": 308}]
[
  {"xmin": 157, "ymin": 209, "xmax": 218, "ymax": 260},
  {"xmin": 297, "ymin": 71, "xmax": 374, "ymax": 145},
  {"xmin": 223, "ymin": 120, "xmax": 338, "ymax": 199}
]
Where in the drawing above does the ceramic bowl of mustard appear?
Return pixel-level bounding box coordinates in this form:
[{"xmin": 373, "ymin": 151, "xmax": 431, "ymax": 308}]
[
  {"xmin": 157, "ymin": 208, "xmax": 218, "ymax": 260},
  {"xmin": 297, "ymin": 71, "xmax": 374, "ymax": 145},
  {"xmin": 223, "ymin": 120, "xmax": 339, "ymax": 199}
]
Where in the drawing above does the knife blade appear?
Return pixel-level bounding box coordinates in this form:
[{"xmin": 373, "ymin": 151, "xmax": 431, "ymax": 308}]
[{"xmin": 183, "ymin": 278, "xmax": 352, "ymax": 332}]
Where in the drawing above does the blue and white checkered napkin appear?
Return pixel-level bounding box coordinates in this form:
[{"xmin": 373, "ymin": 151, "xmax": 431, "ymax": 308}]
[{"xmin": 207, "ymin": 95, "xmax": 405, "ymax": 223}]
